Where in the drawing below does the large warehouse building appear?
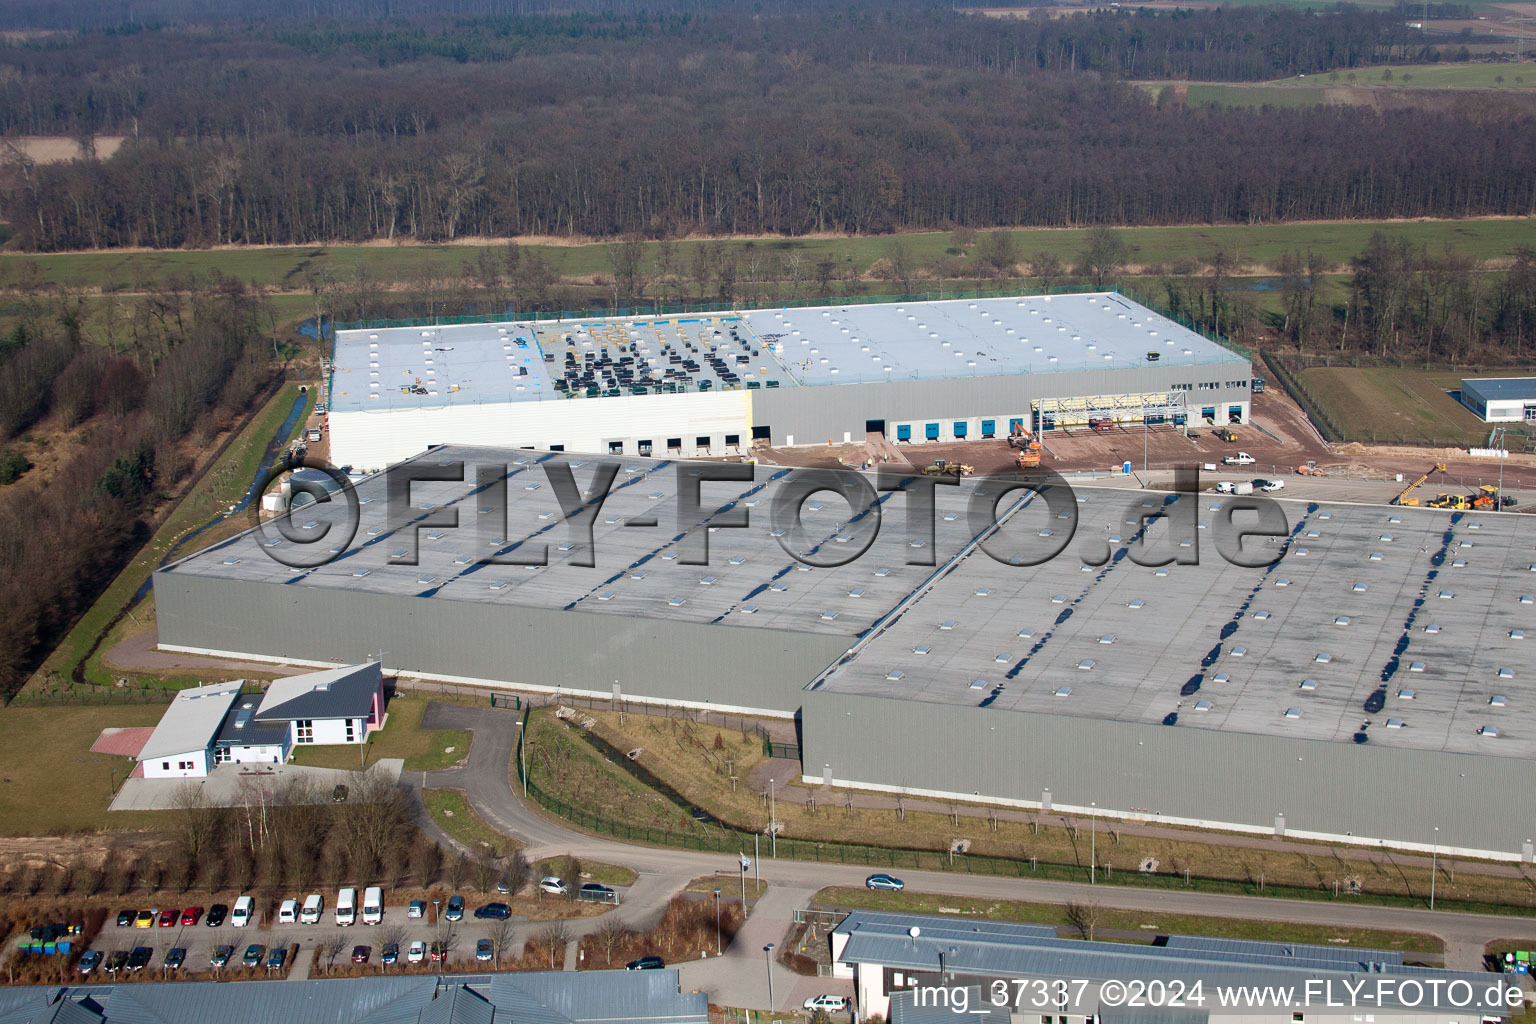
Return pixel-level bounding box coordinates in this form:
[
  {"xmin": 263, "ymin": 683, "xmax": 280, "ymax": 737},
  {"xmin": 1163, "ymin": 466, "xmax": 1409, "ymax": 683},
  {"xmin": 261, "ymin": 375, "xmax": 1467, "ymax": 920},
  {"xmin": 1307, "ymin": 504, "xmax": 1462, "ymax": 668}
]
[
  {"xmin": 155, "ymin": 446, "xmax": 1536, "ymax": 862},
  {"xmin": 328, "ymin": 293, "xmax": 1250, "ymax": 471}
]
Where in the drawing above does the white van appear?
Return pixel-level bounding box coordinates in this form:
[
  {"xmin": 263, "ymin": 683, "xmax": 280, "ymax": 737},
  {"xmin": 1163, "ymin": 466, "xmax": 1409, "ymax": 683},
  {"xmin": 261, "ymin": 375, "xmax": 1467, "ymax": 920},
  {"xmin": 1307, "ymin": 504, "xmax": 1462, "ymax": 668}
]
[
  {"xmin": 335, "ymin": 887, "xmax": 357, "ymax": 926},
  {"xmin": 300, "ymin": 894, "xmax": 323, "ymax": 924},
  {"xmin": 277, "ymin": 899, "xmax": 298, "ymax": 925},
  {"xmin": 362, "ymin": 886, "xmax": 383, "ymax": 926},
  {"xmin": 231, "ymin": 895, "xmax": 254, "ymax": 928}
]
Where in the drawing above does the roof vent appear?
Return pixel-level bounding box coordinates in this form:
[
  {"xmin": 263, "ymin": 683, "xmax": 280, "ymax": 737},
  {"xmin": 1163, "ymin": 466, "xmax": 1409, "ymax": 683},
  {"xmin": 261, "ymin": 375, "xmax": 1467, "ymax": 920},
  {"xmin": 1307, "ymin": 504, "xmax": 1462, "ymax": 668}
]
[{"xmin": 1284, "ymin": 707, "xmax": 1302, "ymax": 719}]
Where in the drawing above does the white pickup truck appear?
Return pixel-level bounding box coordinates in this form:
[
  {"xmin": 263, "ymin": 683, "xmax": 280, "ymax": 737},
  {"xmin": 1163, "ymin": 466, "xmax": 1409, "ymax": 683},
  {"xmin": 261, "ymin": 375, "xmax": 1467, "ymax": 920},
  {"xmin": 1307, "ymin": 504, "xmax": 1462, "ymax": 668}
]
[{"xmin": 1222, "ymin": 452, "xmax": 1256, "ymax": 466}]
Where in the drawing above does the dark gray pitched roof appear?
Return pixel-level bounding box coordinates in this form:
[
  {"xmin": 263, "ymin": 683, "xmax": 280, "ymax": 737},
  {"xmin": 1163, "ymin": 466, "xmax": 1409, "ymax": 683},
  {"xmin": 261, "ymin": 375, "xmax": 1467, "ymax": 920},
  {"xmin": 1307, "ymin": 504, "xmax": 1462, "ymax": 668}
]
[{"xmin": 254, "ymin": 663, "xmax": 380, "ymax": 722}]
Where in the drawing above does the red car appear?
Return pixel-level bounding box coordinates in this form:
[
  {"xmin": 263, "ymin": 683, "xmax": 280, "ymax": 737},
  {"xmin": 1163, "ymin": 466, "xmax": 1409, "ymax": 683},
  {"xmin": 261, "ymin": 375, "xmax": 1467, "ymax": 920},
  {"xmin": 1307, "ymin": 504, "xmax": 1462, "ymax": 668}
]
[
  {"xmin": 351, "ymin": 945, "xmax": 370, "ymax": 964},
  {"xmin": 158, "ymin": 909, "xmax": 179, "ymax": 927},
  {"xmin": 180, "ymin": 907, "xmax": 203, "ymax": 926}
]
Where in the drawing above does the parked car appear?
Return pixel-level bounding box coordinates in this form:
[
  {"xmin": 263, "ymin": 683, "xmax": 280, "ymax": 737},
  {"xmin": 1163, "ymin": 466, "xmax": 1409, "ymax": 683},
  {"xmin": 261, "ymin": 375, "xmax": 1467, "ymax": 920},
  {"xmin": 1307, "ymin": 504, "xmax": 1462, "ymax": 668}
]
[
  {"xmin": 444, "ymin": 895, "xmax": 464, "ymax": 922},
  {"xmin": 1222, "ymin": 451, "xmax": 1256, "ymax": 466},
  {"xmin": 865, "ymin": 873, "xmax": 904, "ymax": 891},
  {"xmin": 158, "ymin": 909, "xmax": 179, "ymax": 928},
  {"xmin": 475, "ymin": 939, "xmax": 493, "ymax": 962},
  {"xmin": 381, "ymin": 943, "xmax": 399, "ymax": 966},
  {"xmin": 104, "ymin": 951, "xmax": 129, "ymax": 974},
  {"xmin": 473, "ymin": 902, "xmax": 511, "ymax": 920},
  {"xmin": 351, "ymin": 945, "xmax": 371, "ymax": 964},
  {"xmin": 626, "ymin": 956, "xmax": 665, "ymax": 971},
  {"xmin": 180, "ymin": 907, "xmax": 203, "ymax": 926},
  {"xmin": 126, "ymin": 947, "xmax": 153, "ymax": 972},
  {"xmin": 165, "ymin": 948, "xmax": 186, "ymax": 971},
  {"xmin": 538, "ymin": 877, "xmax": 567, "ymax": 896},
  {"xmin": 205, "ymin": 904, "xmax": 228, "ymax": 927},
  {"xmin": 407, "ymin": 941, "xmax": 426, "ymax": 964},
  {"xmin": 407, "ymin": 901, "xmax": 425, "ymax": 919},
  {"xmin": 115, "ymin": 910, "xmax": 134, "ymax": 928},
  {"xmin": 266, "ymin": 947, "xmax": 287, "ymax": 970},
  {"xmin": 1257, "ymin": 478, "xmax": 1284, "ymax": 492},
  {"xmin": 211, "ymin": 945, "xmax": 234, "ymax": 968},
  {"xmin": 242, "ymin": 944, "xmax": 265, "ymax": 968},
  {"xmin": 804, "ymin": 995, "xmax": 849, "ymax": 1012},
  {"xmin": 578, "ymin": 883, "xmax": 615, "ymax": 901},
  {"xmin": 134, "ymin": 910, "xmax": 155, "ymax": 929},
  {"xmin": 495, "ymin": 877, "xmax": 512, "ymax": 895},
  {"xmin": 77, "ymin": 951, "xmax": 102, "ymax": 974},
  {"xmin": 429, "ymin": 942, "xmax": 447, "ymax": 963}
]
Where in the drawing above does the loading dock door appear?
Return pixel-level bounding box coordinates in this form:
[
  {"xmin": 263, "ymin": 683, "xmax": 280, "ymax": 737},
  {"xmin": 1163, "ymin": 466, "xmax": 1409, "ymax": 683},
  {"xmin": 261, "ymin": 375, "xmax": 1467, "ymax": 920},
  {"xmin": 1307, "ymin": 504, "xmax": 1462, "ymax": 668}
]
[
  {"xmin": 925, "ymin": 423, "xmax": 940, "ymax": 440},
  {"xmin": 865, "ymin": 419, "xmax": 886, "ymax": 435},
  {"xmin": 896, "ymin": 425, "xmax": 912, "ymax": 441}
]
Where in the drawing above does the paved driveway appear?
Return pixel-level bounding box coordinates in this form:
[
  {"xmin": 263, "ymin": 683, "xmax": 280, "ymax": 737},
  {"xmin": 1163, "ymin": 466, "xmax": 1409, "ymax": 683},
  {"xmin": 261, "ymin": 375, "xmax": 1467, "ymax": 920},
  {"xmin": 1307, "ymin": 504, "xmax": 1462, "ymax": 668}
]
[{"xmin": 415, "ymin": 703, "xmax": 1536, "ymax": 1008}]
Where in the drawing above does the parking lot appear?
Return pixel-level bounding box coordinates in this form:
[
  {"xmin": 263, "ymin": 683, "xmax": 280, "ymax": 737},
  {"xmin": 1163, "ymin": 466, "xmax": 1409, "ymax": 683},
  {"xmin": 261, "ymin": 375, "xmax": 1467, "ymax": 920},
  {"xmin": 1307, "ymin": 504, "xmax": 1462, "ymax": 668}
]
[{"xmin": 43, "ymin": 892, "xmax": 617, "ymax": 981}]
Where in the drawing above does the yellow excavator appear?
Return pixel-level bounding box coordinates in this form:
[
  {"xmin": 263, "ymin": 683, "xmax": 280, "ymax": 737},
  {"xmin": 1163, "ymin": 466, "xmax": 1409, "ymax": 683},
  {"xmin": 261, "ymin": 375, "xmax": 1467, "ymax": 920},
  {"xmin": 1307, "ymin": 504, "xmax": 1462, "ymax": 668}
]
[
  {"xmin": 922, "ymin": 459, "xmax": 974, "ymax": 478},
  {"xmin": 1391, "ymin": 463, "xmax": 1446, "ymax": 507}
]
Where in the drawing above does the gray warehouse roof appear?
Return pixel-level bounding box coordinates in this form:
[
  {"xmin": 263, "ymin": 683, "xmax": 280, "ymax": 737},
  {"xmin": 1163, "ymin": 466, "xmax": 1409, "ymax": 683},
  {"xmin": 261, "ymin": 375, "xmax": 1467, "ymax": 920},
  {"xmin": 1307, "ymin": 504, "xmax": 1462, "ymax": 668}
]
[
  {"xmin": 0, "ymin": 970, "xmax": 708, "ymax": 1024},
  {"xmin": 162, "ymin": 447, "xmax": 1536, "ymax": 760},
  {"xmin": 835, "ymin": 911, "xmax": 1499, "ymax": 1012},
  {"xmin": 330, "ymin": 293, "xmax": 1241, "ymax": 413}
]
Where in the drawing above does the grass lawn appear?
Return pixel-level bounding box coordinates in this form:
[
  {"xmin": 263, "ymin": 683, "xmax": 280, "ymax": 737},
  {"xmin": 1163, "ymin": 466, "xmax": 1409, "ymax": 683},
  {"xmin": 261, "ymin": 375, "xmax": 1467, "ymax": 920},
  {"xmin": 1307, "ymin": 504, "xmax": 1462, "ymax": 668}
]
[
  {"xmin": 28, "ymin": 381, "xmax": 314, "ymax": 695},
  {"xmin": 813, "ymin": 887, "xmax": 1443, "ymax": 955},
  {"xmin": 1295, "ymin": 365, "xmax": 1492, "ymax": 446},
  {"xmin": 533, "ymin": 855, "xmax": 638, "ymax": 888},
  {"xmin": 424, "ymin": 789, "xmax": 519, "ymax": 857},
  {"xmin": 289, "ymin": 697, "xmax": 469, "ymax": 772},
  {"xmin": 0, "ymin": 705, "xmax": 165, "ymax": 834},
  {"xmin": 5, "ymin": 219, "xmax": 1533, "ymax": 297},
  {"xmin": 685, "ymin": 872, "xmax": 767, "ymax": 898},
  {"xmin": 527, "ymin": 708, "xmax": 1536, "ymax": 912}
]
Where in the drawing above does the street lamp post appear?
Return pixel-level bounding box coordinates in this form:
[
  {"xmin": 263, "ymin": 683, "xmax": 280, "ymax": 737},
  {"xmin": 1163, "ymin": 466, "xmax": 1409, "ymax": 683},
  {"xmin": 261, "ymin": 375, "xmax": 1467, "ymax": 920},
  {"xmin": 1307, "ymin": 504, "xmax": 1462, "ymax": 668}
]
[
  {"xmin": 516, "ymin": 720, "xmax": 527, "ymax": 799},
  {"xmin": 1430, "ymin": 826, "xmax": 1439, "ymax": 910},
  {"xmin": 713, "ymin": 888, "xmax": 722, "ymax": 956},
  {"xmin": 432, "ymin": 898, "xmax": 441, "ymax": 948},
  {"xmin": 763, "ymin": 943, "xmax": 776, "ymax": 1009},
  {"xmin": 1090, "ymin": 802, "xmax": 1097, "ymax": 884},
  {"xmin": 769, "ymin": 778, "xmax": 776, "ymax": 859}
]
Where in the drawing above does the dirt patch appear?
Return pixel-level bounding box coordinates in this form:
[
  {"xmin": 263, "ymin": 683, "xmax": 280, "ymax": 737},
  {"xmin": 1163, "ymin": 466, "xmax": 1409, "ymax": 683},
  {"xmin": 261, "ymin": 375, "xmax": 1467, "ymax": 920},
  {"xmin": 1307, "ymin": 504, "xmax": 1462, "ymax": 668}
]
[{"xmin": 2, "ymin": 136, "xmax": 126, "ymax": 164}]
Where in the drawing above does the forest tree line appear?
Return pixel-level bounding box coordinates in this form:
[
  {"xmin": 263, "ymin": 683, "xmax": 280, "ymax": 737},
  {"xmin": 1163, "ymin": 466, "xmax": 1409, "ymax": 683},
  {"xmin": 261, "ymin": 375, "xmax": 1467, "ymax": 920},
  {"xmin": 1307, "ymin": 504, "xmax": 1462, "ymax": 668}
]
[
  {"xmin": 0, "ymin": 272, "xmax": 279, "ymax": 698},
  {"xmin": 1, "ymin": 3, "xmax": 1532, "ymax": 249}
]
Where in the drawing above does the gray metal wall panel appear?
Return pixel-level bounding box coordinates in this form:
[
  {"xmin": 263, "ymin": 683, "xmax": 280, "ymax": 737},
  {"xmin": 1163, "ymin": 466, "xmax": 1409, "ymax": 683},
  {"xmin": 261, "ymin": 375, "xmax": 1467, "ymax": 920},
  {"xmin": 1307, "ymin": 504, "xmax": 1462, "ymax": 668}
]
[
  {"xmin": 800, "ymin": 691, "xmax": 1530, "ymax": 856},
  {"xmin": 753, "ymin": 364, "xmax": 1249, "ymax": 444},
  {"xmin": 155, "ymin": 572, "xmax": 847, "ymax": 713}
]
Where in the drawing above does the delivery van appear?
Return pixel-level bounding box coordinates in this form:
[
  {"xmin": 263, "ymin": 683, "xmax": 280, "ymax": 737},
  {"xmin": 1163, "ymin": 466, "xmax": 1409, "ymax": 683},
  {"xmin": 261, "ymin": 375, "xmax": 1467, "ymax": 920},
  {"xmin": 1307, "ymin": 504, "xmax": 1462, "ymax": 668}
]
[
  {"xmin": 336, "ymin": 887, "xmax": 356, "ymax": 926},
  {"xmin": 362, "ymin": 886, "xmax": 383, "ymax": 926}
]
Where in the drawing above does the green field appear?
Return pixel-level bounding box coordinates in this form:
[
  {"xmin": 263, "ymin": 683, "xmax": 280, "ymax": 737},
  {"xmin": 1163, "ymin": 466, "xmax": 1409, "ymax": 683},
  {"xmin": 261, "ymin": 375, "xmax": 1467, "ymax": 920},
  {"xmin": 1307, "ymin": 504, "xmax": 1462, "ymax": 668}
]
[
  {"xmin": 1293, "ymin": 365, "xmax": 1495, "ymax": 445},
  {"xmin": 1143, "ymin": 63, "xmax": 1536, "ymax": 110},
  {"xmin": 1269, "ymin": 63, "xmax": 1536, "ymax": 90},
  {"xmin": 3, "ymin": 218, "xmax": 1532, "ymax": 296},
  {"xmin": 0, "ymin": 705, "xmax": 165, "ymax": 834}
]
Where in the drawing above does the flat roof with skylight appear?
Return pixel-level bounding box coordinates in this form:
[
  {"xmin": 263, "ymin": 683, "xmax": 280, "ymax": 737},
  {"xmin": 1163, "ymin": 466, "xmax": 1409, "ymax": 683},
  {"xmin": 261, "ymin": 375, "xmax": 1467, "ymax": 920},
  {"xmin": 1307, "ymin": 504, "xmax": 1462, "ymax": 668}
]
[{"xmin": 330, "ymin": 294, "xmax": 1241, "ymax": 413}]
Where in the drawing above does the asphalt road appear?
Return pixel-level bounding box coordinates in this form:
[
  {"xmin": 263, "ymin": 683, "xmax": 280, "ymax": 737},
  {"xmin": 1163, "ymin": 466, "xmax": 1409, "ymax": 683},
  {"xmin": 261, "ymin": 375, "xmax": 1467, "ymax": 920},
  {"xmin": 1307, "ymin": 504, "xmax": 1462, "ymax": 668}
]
[{"xmin": 416, "ymin": 703, "xmax": 1536, "ymax": 977}]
